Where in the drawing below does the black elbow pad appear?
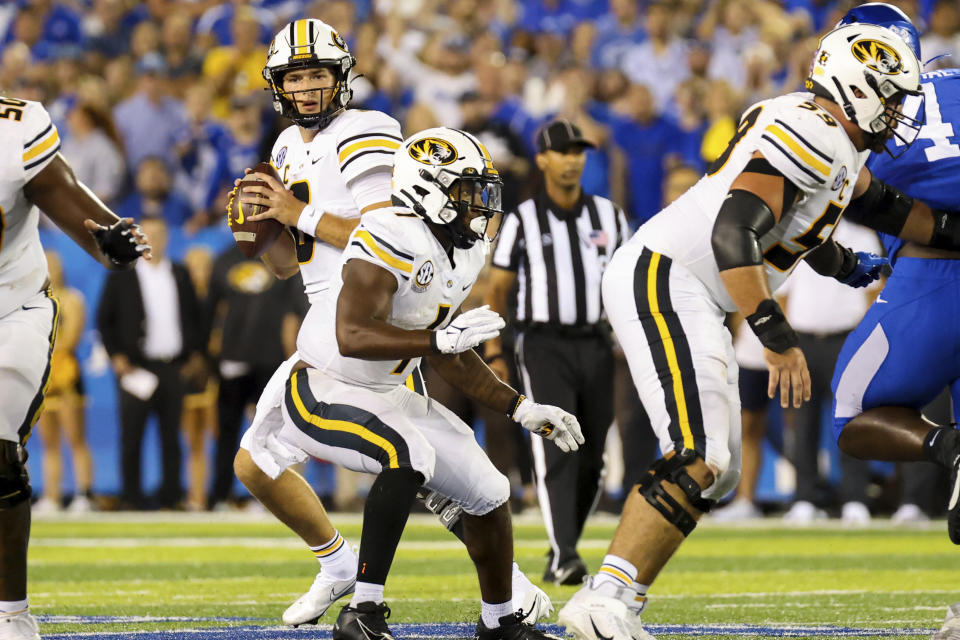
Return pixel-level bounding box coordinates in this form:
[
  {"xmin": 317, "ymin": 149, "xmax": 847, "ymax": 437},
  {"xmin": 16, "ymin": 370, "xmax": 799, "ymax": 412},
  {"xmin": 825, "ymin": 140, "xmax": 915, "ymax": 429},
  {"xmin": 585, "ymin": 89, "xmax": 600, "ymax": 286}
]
[
  {"xmin": 712, "ymin": 189, "xmax": 777, "ymax": 271},
  {"xmin": 844, "ymin": 174, "xmax": 913, "ymax": 236}
]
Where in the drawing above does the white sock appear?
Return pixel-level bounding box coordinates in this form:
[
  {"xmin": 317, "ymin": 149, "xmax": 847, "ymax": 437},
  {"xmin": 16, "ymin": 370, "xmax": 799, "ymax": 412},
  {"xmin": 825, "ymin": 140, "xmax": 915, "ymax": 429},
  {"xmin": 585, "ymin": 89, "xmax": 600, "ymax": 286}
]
[
  {"xmin": 310, "ymin": 531, "xmax": 356, "ymax": 580},
  {"xmin": 594, "ymin": 554, "xmax": 637, "ymax": 589},
  {"xmin": 481, "ymin": 599, "xmax": 514, "ymax": 628},
  {"xmin": 350, "ymin": 581, "xmax": 384, "ymax": 606},
  {"xmin": 0, "ymin": 599, "xmax": 28, "ymax": 615}
]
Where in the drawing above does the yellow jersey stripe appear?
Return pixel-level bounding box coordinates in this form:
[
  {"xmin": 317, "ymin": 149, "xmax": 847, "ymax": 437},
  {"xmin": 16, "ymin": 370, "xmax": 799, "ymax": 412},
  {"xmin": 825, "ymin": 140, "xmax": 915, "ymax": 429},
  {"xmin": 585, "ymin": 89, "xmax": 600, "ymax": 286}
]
[
  {"xmin": 23, "ymin": 130, "xmax": 60, "ymax": 163},
  {"xmin": 289, "ymin": 372, "xmax": 399, "ymax": 468},
  {"xmin": 338, "ymin": 138, "xmax": 401, "ymax": 163},
  {"xmin": 356, "ymin": 230, "xmax": 413, "ymax": 273},
  {"xmin": 646, "ymin": 253, "xmax": 695, "ymax": 451},
  {"xmin": 764, "ymin": 125, "xmax": 831, "ymax": 176}
]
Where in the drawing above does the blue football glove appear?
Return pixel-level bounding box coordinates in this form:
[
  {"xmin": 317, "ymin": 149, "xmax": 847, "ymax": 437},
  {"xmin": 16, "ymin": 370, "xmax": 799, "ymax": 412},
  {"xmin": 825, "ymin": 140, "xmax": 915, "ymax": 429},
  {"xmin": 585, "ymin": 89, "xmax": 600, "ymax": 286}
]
[{"xmin": 837, "ymin": 251, "xmax": 888, "ymax": 288}]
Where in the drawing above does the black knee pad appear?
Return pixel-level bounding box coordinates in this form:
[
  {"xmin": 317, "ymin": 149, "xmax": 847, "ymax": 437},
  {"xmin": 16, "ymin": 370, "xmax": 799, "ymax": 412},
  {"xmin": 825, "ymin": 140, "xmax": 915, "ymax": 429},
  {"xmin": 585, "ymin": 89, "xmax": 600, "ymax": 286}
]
[
  {"xmin": 417, "ymin": 488, "xmax": 463, "ymax": 531},
  {"xmin": 0, "ymin": 441, "xmax": 31, "ymax": 508},
  {"xmin": 637, "ymin": 448, "xmax": 714, "ymax": 536}
]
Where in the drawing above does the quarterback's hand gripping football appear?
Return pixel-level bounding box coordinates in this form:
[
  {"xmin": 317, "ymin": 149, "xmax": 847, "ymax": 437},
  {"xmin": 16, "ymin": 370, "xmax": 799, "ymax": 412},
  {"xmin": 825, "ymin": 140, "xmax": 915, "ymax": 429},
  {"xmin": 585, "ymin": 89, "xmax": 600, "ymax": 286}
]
[
  {"xmin": 239, "ymin": 171, "xmax": 307, "ymax": 227},
  {"xmin": 837, "ymin": 251, "xmax": 887, "ymax": 288},
  {"xmin": 83, "ymin": 218, "xmax": 151, "ymax": 268},
  {"xmin": 512, "ymin": 397, "xmax": 585, "ymax": 453},
  {"xmin": 432, "ymin": 305, "xmax": 505, "ymax": 354}
]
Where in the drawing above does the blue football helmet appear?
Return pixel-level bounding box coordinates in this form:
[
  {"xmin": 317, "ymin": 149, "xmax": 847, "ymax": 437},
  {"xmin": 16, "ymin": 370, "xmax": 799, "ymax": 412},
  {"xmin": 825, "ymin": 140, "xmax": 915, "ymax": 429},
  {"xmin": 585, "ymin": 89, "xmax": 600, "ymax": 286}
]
[{"xmin": 838, "ymin": 3, "xmax": 921, "ymax": 61}]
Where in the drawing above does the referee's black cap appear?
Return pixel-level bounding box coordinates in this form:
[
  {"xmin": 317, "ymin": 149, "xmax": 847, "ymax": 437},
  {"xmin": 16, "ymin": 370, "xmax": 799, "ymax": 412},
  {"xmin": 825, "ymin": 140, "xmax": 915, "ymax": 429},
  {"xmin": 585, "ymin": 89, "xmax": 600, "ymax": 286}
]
[{"xmin": 536, "ymin": 119, "xmax": 596, "ymax": 154}]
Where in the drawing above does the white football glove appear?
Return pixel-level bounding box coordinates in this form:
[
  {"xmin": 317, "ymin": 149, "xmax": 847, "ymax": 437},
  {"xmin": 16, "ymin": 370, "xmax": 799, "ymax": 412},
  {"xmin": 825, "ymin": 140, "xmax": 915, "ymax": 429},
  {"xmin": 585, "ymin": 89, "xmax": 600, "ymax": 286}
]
[
  {"xmin": 512, "ymin": 397, "xmax": 584, "ymax": 453},
  {"xmin": 432, "ymin": 305, "xmax": 505, "ymax": 355}
]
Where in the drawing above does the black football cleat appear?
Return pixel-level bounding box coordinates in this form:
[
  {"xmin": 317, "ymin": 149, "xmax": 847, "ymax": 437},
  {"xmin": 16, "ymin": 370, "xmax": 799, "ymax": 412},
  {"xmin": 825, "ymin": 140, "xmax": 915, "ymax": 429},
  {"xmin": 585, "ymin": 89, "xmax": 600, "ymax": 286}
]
[
  {"xmin": 333, "ymin": 601, "xmax": 395, "ymax": 640},
  {"xmin": 543, "ymin": 554, "xmax": 588, "ymax": 586},
  {"xmin": 474, "ymin": 611, "xmax": 562, "ymax": 640}
]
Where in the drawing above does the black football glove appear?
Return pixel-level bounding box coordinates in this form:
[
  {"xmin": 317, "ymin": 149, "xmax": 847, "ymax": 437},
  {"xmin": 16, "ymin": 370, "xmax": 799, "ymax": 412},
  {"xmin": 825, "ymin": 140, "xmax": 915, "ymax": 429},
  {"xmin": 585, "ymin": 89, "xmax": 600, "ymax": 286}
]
[{"xmin": 89, "ymin": 219, "xmax": 149, "ymax": 269}]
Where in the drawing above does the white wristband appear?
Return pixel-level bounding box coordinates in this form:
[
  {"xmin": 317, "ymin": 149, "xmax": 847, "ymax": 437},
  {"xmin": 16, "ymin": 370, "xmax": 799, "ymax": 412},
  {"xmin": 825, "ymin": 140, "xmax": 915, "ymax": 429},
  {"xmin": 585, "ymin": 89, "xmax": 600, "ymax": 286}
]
[{"xmin": 296, "ymin": 204, "xmax": 323, "ymax": 236}]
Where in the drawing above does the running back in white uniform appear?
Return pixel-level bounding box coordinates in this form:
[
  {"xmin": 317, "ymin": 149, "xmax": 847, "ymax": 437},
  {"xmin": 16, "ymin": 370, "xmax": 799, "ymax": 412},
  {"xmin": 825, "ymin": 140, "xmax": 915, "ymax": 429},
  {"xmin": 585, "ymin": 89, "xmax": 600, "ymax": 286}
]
[
  {"xmin": 638, "ymin": 92, "xmax": 867, "ymax": 311},
  {"xmin": 297, "ymin": 208, "xmax": 487, "ymax": 391},
  {"xmin": 603, "ymin": 92, "xmax": 867, "ymax": 499},
  {"xmin": 270, "ymin": 109, "xmax": 401, "ymax": 302},
  {"xmin": 0, "ymin": 98, "xmax": 63, "ymax": 444},
  {"xmin": 274, "ymin": 208, "xmax": 507, "ymax": 515}
]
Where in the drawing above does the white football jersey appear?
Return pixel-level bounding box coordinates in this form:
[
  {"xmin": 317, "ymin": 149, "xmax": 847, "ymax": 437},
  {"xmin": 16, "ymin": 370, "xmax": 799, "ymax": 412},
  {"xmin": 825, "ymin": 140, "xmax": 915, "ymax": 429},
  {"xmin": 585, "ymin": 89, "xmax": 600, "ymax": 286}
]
[
  {"xmin": 635, "ymin": 92, "xmax": 867, "ymax": 312},
  {"xmin": 0, "ymin": 98, "xmax": 61, "ymax": 319},
  {"xmin": 297, "ymin": 208, "xmax": 488, "ymax": 392},
  {"xmin": 269, "ymin": 108, "xmax": 402, "ymax": 302}
]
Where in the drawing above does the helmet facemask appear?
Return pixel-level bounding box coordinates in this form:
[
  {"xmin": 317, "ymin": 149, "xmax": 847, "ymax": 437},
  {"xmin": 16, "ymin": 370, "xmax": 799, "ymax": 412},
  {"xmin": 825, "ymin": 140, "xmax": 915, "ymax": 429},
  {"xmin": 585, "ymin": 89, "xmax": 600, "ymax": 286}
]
[
  {"xmin": 265, "ymin": 58, "xmax": 354, "ymax": 130},
  {"xmin": 429, "ymin": 169, "xmax": 503, "ymax": 249},
  {"xmin": 862, "ymin": 74, "xmax": 924, "ymax": 157}
]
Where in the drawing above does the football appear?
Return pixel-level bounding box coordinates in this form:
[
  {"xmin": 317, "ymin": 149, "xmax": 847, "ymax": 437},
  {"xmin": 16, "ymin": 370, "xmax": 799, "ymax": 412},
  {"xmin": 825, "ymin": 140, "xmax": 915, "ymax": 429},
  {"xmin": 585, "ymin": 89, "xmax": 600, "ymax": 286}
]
[{"xmin": 227, "ymin": 161, "xmax": 285, "ymax": 258}]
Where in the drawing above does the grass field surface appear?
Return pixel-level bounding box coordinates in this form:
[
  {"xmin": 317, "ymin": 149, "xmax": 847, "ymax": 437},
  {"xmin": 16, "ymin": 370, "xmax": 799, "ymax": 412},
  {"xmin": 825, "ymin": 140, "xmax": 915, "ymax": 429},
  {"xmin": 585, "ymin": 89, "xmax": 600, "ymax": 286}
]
[{"xmin": 27, "ymin": 512, "xmax": 958, "ymax": 639}]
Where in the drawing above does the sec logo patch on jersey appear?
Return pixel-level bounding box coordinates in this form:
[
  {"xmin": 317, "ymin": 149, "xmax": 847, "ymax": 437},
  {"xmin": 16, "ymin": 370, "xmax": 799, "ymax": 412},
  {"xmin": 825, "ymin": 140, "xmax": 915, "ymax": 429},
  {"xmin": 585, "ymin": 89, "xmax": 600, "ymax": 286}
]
[{"xmin": 414, "ymin": 260, "xmax": 434, "ymax": 291}]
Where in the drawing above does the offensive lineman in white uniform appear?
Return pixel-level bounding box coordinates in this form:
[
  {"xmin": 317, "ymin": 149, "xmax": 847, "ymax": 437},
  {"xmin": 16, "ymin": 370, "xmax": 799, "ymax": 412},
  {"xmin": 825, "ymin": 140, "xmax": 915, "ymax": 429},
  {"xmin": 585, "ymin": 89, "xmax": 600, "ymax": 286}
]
[
  {"xmin": 558, "ymin": 24, "xmax": 922, "ymax": 640},
  {"xmin": 274, "ymin": 127, "xmax": 581, "ymax": 640},
  {"xmin": 229, "ymin": 19, "xmax": 551, "ymax": 628},
  {"xmin": 0, "ymin": 99, "xmax": 151, "ymax": 639}
]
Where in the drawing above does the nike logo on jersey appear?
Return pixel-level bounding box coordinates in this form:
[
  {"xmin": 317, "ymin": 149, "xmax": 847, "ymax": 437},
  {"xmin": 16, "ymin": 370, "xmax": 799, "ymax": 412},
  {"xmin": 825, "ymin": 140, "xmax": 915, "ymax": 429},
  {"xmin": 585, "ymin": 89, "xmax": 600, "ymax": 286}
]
[
  {"xmin": 589, "ymin": 616, "xmax": 614, "ymax": 640},
  {"xmin": 312, "ymin": 157, "xmax": 322, "ymax": 164},
  {"xmin": 876, "ymin": 296, "xmax": 888, "ymax": 304},
  {"xmin": 462, "ymin": 281, "xmax": 474, "ymax": 291},
  {"xmin": 21, "ymin": 304, "xmax": 44, "ymax": 311}
]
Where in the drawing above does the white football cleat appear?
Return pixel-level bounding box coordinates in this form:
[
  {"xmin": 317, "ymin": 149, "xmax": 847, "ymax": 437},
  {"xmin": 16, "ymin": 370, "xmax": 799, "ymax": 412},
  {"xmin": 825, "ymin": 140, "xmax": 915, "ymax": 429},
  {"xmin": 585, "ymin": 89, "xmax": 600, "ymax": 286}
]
[
  {"xmin": 558, "ymin": 577, "xmax": 653, "ymax": 640},
  {"xmin": 282, "ymin": 572, "xmax": 356, "ymax": 627},
  {"xmin": 512, "ymin": 566, "xmax": 553, "ymax": 624},
  {"xmin": 0, "ymin": 609, "xmax": 41, "ymax": 640},
  {"xmin": 933, "ymin": 602, "xmax": 960, "ymax": 640}
]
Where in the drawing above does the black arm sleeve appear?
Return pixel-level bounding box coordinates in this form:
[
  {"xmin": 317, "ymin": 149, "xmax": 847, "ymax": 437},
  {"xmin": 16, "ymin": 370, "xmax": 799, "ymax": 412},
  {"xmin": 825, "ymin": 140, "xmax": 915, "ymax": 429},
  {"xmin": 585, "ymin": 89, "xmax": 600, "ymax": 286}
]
[
  {"xmin": 844, "ymin": 171, "xmax": 913, "ymax": 236},
  {"xmin": 711, "ymin": 189, "xmax": 777, "ymax": 271},
  {"xmin": 802, "ymin": 239, "xmax": 857, "ymax": 278}
]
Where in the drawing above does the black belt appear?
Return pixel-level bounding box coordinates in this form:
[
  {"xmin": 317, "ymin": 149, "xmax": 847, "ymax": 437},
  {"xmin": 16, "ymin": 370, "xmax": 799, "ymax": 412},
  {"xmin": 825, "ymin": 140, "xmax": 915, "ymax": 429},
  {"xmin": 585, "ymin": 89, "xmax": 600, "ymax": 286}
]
[{"xmin": 518, "ymin": 322, "xmax": 609, "ymax": 338}]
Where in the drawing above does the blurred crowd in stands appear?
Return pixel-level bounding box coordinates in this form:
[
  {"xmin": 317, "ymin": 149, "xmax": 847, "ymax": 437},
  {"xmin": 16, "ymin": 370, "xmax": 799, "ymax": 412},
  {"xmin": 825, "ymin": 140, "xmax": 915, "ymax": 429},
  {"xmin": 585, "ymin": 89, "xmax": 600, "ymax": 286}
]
[{"xmin": 5, "ymin": 0, "xmax": 956, "ymax": 519}]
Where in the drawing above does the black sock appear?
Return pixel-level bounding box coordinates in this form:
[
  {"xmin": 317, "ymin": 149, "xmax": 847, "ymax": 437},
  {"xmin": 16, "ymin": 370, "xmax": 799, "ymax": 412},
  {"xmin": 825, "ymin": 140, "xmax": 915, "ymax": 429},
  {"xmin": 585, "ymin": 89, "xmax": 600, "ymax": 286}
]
[
  {"xmin": 357, "ymin": 468, "xmax": 424, "ymax": 585},
  {"xmin": 922, "ymin": 426, "xmax": 960, "ymax": 469}
]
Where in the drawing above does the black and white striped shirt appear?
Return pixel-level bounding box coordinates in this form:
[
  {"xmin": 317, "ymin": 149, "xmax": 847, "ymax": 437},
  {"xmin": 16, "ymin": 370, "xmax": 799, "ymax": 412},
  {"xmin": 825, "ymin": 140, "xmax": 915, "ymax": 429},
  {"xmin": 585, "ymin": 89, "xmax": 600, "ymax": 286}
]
[{"xmin": 492, "ymin": 191, "xmax": 630, "ymax": 326}]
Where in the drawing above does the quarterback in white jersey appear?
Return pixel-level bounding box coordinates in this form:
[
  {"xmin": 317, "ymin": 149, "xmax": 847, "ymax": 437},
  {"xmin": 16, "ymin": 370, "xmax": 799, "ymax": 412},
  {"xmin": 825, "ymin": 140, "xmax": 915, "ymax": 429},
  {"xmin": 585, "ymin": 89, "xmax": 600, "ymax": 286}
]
[
  {"xmin": 559, "ymin": 24, "xmax": 922, "ymax": 640},
  {"xmin": 0, "ymin": 98, "xmax": 150, "ymax": 639},
  {"xmin": 273, "ymin": 127, "xmax": 581, "ymax": 640}
]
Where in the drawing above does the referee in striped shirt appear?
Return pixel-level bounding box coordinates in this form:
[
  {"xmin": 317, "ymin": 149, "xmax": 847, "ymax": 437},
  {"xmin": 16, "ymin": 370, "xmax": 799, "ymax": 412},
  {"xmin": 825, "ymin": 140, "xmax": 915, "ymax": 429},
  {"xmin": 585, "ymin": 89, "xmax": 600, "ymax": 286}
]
[{"xmin": 485, "ymin": 119, "xmax": 630, "ymax": 585}]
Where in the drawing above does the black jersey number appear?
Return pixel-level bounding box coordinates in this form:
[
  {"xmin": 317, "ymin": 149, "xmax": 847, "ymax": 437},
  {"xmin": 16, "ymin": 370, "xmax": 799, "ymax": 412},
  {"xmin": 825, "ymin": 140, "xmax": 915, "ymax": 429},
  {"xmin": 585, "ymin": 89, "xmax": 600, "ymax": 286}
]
[
  {"xmin": 797, "ymin": 101, "xmax": 838, "ymax": 127},
  {"xmin": 707, "ymin": 106, "xmax": 763, "ymax": 176},
  {"xmin": 763, "ymin": 201, "xmax": 844, "ymax": 272},
  {"xmin": 0, "ymin": 98, "xmax": 25, "ymax": 121},
  {"xmin": 391, "ymin": 304, "xmax": 451, "ymax": 375},
  {"xmin": 289, "ymin": 181, "xmax": 314, "ymax": 263}
]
